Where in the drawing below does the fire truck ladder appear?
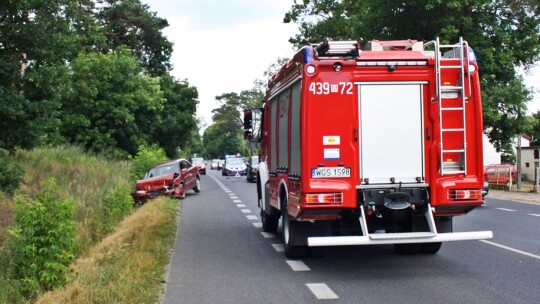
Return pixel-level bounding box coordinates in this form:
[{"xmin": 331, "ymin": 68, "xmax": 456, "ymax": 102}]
[{"xmin": 426, "ymin": 37, "xmax": 471, "ymax": 176}]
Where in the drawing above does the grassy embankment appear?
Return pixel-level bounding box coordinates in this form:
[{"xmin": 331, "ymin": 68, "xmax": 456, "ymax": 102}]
[{"xmin": 0, "ymin": 146, "xmax": 179, "ymax": 303}]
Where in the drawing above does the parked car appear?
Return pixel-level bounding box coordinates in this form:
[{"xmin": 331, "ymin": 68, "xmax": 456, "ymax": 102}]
[
  {"xmin": 246, "ymin": 155, "xmax": 259, "ymax": 182},
  {"xmin": 222, "ymin": 157, "xmax": 247, "ymax": 176},
  {"xmin": 132, "ymin": 159, "xmax": 200, "ymax": 204},
  {"xmin": 485, "ymin": 164, "xmax": 517, "ymax": 186},
  {"xmin": 190, "ymin": 157, "xmax": 206, "ymax": 175},
  {"xmin": 217, "ymin": 159, "xmax": 225, "ymax": 170},
  {"xmin": 211, "ymin": 159, "xmax": 220, "ymax": 170}
]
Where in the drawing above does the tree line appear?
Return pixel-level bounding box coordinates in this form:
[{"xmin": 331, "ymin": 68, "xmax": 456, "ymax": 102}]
[
  {"xmin": 3, "ymin": 1, "xmax": 540, "ymax": 163},
  {"xmin": 205, "ymin": 1, "xmax": 540, "ymax": 163},
  {"xmin": 282, "ymin": 0, "xmax": 540, "ymax": 161},
  {"xmin": 1, "ymin": 0, "xmax": 199, "ymax": 159}
]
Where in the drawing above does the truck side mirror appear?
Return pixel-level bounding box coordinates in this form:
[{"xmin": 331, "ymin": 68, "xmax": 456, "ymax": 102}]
[{"xmin": 243, "ymin": 109, "xmax": 253, "ymax": 130}]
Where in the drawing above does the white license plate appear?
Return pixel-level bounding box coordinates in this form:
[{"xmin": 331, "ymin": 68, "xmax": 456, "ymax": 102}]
[{"xmin": 311, "ymin": 167, "xmax": 351, "ymax": 178}]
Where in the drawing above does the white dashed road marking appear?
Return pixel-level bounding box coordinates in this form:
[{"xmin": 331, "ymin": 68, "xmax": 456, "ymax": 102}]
[
  {"xmin": 233, "ymin": 199, "xmax": 242, "ymax": 203},
  {"xmin": 241, "ymin": 209, "xmax": 252, "ymax": 214},
  {"xmin": 286, "ymin": 260, "xmax": 310, "ymax": 271},
  {"xmin": 496, "ymin": 208, "xmax": 516, "ymax": 212},
  {"xmin": 306, "ymin": 283, "xmax": 339, "ymax": 300},
  {"xmin": 480, "ymin": 240, "xmax": 540, "ymax": 260},
  {"xmin": 246, "ymin": 215, "xmax": 258, "ymax": 220},
  {"xmin": 529, "ymin": 213, "xmax": 540, "ymax": 217},
  {"xmin": 237, "ymin": 204, "xmax": 247, "ymax": 208},
  {"xmin": 272, "ymin": 244, "xmax": 284, "ymax": 252},
  {"xmin": 261, "ymin": 232, "xmax": 276, "ymax": 238},
  {"xmin": 252, "ymin": 222, "xmax": 262, "ymax": 228}
]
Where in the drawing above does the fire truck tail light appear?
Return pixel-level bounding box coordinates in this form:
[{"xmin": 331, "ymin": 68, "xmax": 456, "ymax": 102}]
[
  {"xmin": 448, "ymin": 189, "xmax": 482, "ymax": 200},
  {"xmin": 303, "ymin": 193, "xmax": 343, "ymax": 204},
  {"xmin": 306, "ymin": 65, "xmax": 316, "ymax": 75},
  {"xmin": 468, "ymin": 64, "xmax": 477, "ymax": 73}
]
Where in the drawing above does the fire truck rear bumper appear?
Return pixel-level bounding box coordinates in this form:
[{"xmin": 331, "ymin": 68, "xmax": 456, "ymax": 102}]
[{"xmin": 307, "ymin": 231, "xmax": 493, "ymax": 247}]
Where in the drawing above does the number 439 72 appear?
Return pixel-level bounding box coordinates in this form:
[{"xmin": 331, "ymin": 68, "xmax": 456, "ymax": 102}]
[{"xmin": 308, "ymin": 82, "xmax": 353, "ymax": 95}]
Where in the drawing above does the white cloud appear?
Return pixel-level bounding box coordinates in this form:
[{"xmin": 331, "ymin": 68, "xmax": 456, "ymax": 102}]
[
  {"xmin": 524, "ymin": 64, "xmax": 540, "ymax": 114},
  {"xmin": 142, "ymin": 0, "xmax": 298, "ymax": 128},
  {"xmin": 142, "ymin": 0, "xmax": 540, "ymax": 124}
]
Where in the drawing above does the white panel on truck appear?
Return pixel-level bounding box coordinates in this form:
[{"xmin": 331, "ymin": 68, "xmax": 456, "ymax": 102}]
[{"xmin": 358, "ymin": 83, "xmax": 424, "ymax": 184}]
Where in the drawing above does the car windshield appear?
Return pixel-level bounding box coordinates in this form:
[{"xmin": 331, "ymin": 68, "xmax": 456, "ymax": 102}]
[
  {"xmin": 227, "ymin": 158, "xmax": 244, "ymax": 165},
  {"xmin": 145, "ymin": 163, "xmax": 178, "ymax": 178},
  {"xmin": 191, "ymin": 158, "xmax": 204, "ymax": 165},
  {"xmin": 251, "ymin": 156, "xmax": 259, "ymax": 166}
]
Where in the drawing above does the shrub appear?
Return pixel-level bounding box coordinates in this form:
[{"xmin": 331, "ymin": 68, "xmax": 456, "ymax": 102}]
[
  {"xmin": 101, "ymin": 185, "xmax": 133, "ymax": 234},
  {"xmin": 5, "ymin": 178, "xmax": 77, "ymax": 299},
  {"xmin": 0, "ymin": 150, "xmax": 24, "ymax": 194},
  {"xmin": 129, "ymin": 145, "xmax": 168, "ymax": 182}
]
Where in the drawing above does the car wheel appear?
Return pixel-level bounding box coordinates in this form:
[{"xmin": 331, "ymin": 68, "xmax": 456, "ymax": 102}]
[
  {"xmin": 193, "ymin": 178, "xmax": 201, "ymax": 193},
  {"xmin": 179, "ymin": 184, "xmax": 186, "ymax": 199}
]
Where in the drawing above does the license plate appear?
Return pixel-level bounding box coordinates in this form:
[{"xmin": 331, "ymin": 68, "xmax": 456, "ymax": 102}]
[{"xmin": 311, "ymin": 167, "xmax": 351, "ymax": 178}]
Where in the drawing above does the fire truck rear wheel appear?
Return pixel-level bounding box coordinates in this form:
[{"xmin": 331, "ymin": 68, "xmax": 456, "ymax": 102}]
[
  {"xmin": 282, "ymin": 199, "xmax": 308, "ymax": 259},
  {"xmin": 419, "ymin": 242, "xmax": 442, "ymax": 254},
  {"xmin": 261, "ymin": 209, "xmax": 279, "ymax": 233},
  {"xmin": 393, "ymin": 243, "xmax": 421, "ymax": 254}
]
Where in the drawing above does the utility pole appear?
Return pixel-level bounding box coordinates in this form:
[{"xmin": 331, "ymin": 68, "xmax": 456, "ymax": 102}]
[{"xmin": 517, "ymin": 134, "xmax": 521, "ymax": 190}]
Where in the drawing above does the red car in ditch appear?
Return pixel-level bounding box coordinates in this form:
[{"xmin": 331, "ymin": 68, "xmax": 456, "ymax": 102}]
[{"xmin": 132, "ymin": 159, "xmax": 200, "ymax": 204}]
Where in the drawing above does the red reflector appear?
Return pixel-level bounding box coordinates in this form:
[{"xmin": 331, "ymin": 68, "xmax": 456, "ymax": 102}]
[
  {"xmin": 447, "ymin": 189, "xmax": 482, "ymax": 200},
  {"xmin": 303, "ymin": 193, "xmax": 343, "ymax": 204}
]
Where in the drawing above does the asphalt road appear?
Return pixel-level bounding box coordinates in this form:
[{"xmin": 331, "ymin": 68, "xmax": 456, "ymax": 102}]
[{"xmin": 163, "ymin": 170, "xmax": 540, "ymax": 304}]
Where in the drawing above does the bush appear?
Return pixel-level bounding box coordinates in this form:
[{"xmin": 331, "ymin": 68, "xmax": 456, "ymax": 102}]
[
  {"xmin": 129, "ymin": 145, "xmax": 168, "ymax": 182},
  {"xmin": 101, "ymin": 185, "xmax": 133, "ymax": 234},
  {"xmin": 5, "ymin": 178, "xmax": 77, "ymax": 299},
  {"xmin": 0, "ymin": 150, "xmax": 24, "ymax": 194}
]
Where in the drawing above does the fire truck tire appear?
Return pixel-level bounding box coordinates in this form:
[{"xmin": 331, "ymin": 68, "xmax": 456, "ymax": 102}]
[
  {"xmin": 282, "ymin": 199, "xmax": 308, "ymax": 259},
  {"xmin": 261, "ymin": 209, "xmax": 279, "ymax": 233},
  {"xmin": 419, "ymin": 242, "xmax": 442, "ymax": 254},
  {"xmin": 393, "ymin": 243, "xmax": 421, "ymax": 254},
  {"xmin": 307, "ymin": 247, "xmax": 326, "ymax": 258}
]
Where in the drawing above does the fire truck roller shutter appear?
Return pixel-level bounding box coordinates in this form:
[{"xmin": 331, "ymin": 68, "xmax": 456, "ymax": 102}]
[{"xmin": 358, "ymin": 82, "xmax": 427, "ymax": 184}]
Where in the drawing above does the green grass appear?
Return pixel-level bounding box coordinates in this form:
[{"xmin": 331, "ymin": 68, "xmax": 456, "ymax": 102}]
[
  {"xmin": 0, "ymin": 146, "xmax": 179, "ymax": 303},
  {"xmin": 35, "ymin": 197, "xmax": 179, "ymax": 304}
]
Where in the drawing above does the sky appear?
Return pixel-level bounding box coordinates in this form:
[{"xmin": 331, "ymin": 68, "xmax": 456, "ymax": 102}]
[
  {"xmin": 141, "ymin": 0, "xmax": 298, "ymax": 129},
  {"xmin": 141, "ymin": 0, "xmax": 540, "ymax": 129}
]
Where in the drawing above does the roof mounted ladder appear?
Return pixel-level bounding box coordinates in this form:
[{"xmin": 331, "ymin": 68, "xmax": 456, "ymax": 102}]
[
  {"xmin": 425, "ymin": 37, "xmax": 471, "ymax": 176},
  {"xmin": 314, "ymin": 40, "xmax": 360, "ymax": 58}
]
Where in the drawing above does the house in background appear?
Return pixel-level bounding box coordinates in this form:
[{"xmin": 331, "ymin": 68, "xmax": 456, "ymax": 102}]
[
  {"xmin": 517, "ymin": 134, "xmax": 538, "ymax": 182},
  {"xmin": 484, "ymin": 134, "xmax": 537, "ymax": 181}
]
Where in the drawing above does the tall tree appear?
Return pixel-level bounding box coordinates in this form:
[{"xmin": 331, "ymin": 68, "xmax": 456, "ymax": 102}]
[
  {"xmin": 0, "ymin": 0, "xmax": 100, "ymax": 151},
  {"xmin": 153, "ymin": 75, "xmax": 199, "ymax": 158},
  {"xmin": 60, "ymin": 48, "xmax": 164, "ymax": 158},
  {"xmin": 96, "ymin": 0, "xmax": 173, "ymax": 76},
  {"xmin": 203, "ymin": 89, "xmax": 263, "ymax": 158},
  {"xmin": 284, "ymin": 0, "xmax": 540, "ymax": 155}
]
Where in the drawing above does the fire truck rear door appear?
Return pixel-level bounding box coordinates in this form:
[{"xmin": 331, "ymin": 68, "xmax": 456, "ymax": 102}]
[{"xmin": 358, "ymin": 82, "xmax": 426, "ymax": 184}]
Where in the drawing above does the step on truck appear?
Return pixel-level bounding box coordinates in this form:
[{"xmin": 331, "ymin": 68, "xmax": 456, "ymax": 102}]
[{"xmin": 243, "ymin": 38, "xmax": 493, "ymax": 258}]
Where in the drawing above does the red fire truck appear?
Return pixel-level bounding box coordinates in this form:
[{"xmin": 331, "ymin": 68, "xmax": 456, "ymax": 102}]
[{"xmin": 243, "ymin": 38, "xmax": 493, "ymax": 258}]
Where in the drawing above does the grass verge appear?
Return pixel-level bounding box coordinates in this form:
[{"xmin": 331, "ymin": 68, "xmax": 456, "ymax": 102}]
[{"xmin": 35, "ymin": 197, "xmax": 179, "ymax": 304}]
